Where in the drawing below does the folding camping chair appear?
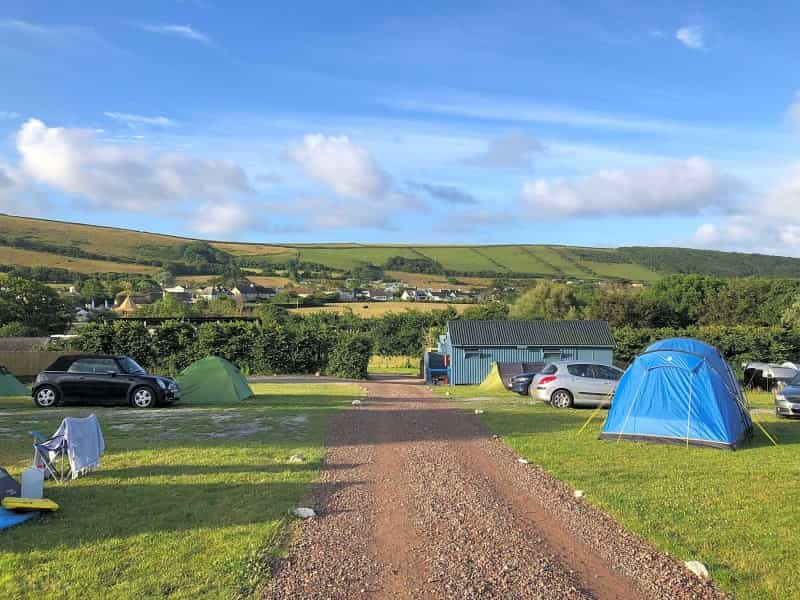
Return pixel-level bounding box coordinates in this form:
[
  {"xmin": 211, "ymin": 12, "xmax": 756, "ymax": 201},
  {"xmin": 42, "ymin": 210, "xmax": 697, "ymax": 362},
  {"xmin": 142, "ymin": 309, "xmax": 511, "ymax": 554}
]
[
  {"xmin": 32, "ymin": 430, "xmax": 70, "ymax": 483},
  {"xmin": 30, "ymin": 415, "xmax": 105, "ymax": 483}
]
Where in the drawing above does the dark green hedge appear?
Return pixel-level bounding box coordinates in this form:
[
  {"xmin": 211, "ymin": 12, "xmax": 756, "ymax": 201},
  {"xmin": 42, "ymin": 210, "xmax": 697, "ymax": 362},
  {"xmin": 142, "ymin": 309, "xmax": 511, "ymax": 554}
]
[
  {"xmin": 613, "ymin": 325, "xmax": 800, "ymax": 371},
  {"xmin": 67, "ymin": 320, "xmax": 371, "ymax": 378}
]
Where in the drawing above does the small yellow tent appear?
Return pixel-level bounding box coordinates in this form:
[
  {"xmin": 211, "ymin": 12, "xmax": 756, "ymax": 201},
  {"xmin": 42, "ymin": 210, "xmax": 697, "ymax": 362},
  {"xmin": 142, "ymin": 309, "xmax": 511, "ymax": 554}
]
[
  {"xmin": 114, "ymin": 295, "xmax": 139, "ymax": 313},
  {"xmin": 477, "ymin": 362, "xmax": 509, "ymax": 395}
]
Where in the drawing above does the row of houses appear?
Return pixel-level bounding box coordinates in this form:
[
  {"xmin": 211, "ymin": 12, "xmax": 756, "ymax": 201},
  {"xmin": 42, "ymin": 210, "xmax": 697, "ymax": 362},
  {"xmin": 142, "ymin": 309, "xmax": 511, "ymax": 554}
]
[
  {"xmin": 164, "ymin": 283, "xmax": 279, "ymax": 303},
  {"xmin": 72, "ymin": 280, "xmax": 482, "ymax": 321},
  {"xmin": 399, "ymin": 288, "xmax": 477, "ymax": 302}
]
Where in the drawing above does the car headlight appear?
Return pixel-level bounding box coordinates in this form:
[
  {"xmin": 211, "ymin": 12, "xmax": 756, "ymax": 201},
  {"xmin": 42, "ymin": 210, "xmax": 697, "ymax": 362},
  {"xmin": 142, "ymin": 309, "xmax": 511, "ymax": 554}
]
[
  {"xmin": 156, "ymin": 378, "xmax": 167, "ymax": 389},
  {"xmin": 776, "ymin": 394, "xmax": 786, "ymax": 401}
]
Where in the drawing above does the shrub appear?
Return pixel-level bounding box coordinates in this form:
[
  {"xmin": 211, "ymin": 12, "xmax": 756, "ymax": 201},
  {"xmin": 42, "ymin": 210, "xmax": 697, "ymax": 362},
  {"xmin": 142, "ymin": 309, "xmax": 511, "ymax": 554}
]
[
  {"xmin": 151, "ymin": 321, "xmax": 198, "ymax": 375},
  {"xmin": 326, "ymin": 332, "xmax": 372, "ymax": 379},
  {"xmin": 613, "ymin": 325, "xmax": 800, "ymax": 375}
]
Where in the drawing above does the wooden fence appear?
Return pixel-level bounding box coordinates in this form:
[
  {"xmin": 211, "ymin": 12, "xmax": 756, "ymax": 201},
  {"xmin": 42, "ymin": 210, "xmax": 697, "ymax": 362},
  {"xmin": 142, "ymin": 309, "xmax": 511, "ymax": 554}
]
[{"xmin": 0, "ymin": 351, "xmax": 77, "ymax": 378}]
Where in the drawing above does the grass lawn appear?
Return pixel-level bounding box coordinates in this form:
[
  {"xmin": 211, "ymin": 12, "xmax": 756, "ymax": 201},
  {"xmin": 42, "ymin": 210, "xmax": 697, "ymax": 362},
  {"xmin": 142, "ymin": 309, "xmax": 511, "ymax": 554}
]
[
  {"xmin": 432, "ymin": 385, "xmax": 794, "ymax": 599},
  {"xmin": 367, "ymin": 355, "xmax": 420, "ymax": 376},
  {"xmin": 0, "ymin": 383, "xmax": 361, "ymax": 599}
]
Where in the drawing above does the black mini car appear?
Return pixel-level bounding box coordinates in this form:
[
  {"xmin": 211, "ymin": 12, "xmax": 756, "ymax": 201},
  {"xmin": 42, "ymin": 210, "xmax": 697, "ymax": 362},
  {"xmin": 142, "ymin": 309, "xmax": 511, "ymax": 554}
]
[{"xmin": 32, "ymin": 354, "xmax": 180, "ymax": 409}]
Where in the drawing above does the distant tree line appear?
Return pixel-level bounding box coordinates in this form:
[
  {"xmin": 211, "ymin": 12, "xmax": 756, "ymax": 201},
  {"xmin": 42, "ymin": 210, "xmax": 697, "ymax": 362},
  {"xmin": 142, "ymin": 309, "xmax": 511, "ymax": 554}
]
[
  {"xmin": 508, "ymin": 275, "xmax": 800, "ymax": 328},
  {"xmin": 620, "ymin": 247, "xmax": 800, "ymax": 278}
]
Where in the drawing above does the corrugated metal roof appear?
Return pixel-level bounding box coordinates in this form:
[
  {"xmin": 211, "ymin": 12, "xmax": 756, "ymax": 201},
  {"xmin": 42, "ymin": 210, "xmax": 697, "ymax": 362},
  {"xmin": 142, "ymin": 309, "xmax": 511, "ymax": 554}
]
[{"xmin": 447, "ymin": 320, "xmax": 615, "ymax": 348}]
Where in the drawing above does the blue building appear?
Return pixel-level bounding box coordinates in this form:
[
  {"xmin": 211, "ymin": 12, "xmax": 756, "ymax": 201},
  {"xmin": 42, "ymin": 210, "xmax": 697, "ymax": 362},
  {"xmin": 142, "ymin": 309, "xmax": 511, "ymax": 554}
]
[{"xmin": 429, "ymin": 320, "xmax": 615, "ymax": 385}]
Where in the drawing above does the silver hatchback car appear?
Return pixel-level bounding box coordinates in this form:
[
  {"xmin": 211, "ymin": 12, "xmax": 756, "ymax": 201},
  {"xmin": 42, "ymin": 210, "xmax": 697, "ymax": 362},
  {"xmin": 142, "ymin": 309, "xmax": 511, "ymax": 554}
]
[{"xmin": 531, "ymin": 361, "xmax": 624, "ymax": 408}]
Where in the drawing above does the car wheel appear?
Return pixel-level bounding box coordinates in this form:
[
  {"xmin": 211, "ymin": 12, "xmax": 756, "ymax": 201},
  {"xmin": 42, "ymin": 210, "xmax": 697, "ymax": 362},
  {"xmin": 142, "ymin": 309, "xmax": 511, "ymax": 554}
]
[
  {"xmin": 131, "ymin": 386, "xmax": 156, "ymax": 409},
  {"xmin": 550, "ymin": 389, "xmax": 574, "ymax": 409},
  {"xmin": 33, "ymin": 385, "xmax": 59, "ymax": 408}
]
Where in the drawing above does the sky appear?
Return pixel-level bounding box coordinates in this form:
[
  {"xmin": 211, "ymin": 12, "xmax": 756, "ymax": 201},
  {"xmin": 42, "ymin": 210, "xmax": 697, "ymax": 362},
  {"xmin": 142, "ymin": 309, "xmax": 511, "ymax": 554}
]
[{"xmin": 1, "ymin": 1, "xmax": 800, "ymax": 255}]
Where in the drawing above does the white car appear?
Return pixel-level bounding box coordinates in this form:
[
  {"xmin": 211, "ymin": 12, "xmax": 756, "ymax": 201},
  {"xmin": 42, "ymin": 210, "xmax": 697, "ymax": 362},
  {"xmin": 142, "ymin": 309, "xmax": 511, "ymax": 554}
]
[{"xmin": 531, "ymin": 361, "xmax": 624, "ymax": 408}]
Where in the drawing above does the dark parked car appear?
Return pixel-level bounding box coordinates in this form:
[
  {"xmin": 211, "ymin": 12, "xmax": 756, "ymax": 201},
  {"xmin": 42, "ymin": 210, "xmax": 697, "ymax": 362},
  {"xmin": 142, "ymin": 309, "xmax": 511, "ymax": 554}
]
[
  {"xmin": 508, "ymin": 372, "xmax": 542, "ymax": 395},
  {"xmin": 32, "ymin": 354, "xmax": 180, "ymax": 409}
]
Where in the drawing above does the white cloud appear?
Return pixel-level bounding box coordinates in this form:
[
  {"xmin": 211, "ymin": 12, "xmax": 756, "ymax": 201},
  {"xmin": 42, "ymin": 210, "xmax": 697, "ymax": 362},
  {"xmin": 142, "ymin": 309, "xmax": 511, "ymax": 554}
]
[
  {"xmin": 758, "ymin": 164, "xmax": 800, "ymax": 217},
  {"xmin": 0, "ymin": 163, "xmax": 46, "ymax": 214},
  {"xmin": 0, "ymin": 19, "xmax": 110, "ymax": 48},
  {"xmin": 134, "ymin": 23, "xmax": 211, "ymax": 44},
  {"xmin": 270, "ymin": 192, "xmax": 425, "ymax": 231},
  {"xmin": 287, "ymin": 134, "xmax": 389, "ymax": 199},
  {"xmin": 692, "ymin": 163, "xmax": 800, "ymax": 255},
  {"xmin": 388, "ymin": 93, "xmax": 718, "ymax": 135},
  {"xmin": 283, "ymin": 134, "xmax": 430, "ymax": 229},
  {"xmin": 786, "ymin": 92, "xmax": 800, "ymax": 130},
  {"xmin": 406, "ymin": 181, "xmax": 477, "ymax": 204},
  {"xmin": 104, "ymin": 112, "xmax": 177, "ymax": 128},
  {"xmin": 0, "ymin": 19, "xmax": 59, "ymax": 35},
  {"xmin": 15, "ymin": 118, "xmax": 251, "ymax": 211},
  {"xmin": 692, "ymin": 219, "xmax": 800, "ymax": 257},
  {"xmin": 676, "ymin": 25, "xmax": 705, "ymax": 50},
  {"xmin": 463, "ymin": 133, "xmax": 544, "ymax": 168},
  {"xmin": 521, "ymin": 157, "xmax": 739, "ymax": 218},
  {"xmin": 190, "ymin": 203, "xmax": 253, "ymax": 236}
]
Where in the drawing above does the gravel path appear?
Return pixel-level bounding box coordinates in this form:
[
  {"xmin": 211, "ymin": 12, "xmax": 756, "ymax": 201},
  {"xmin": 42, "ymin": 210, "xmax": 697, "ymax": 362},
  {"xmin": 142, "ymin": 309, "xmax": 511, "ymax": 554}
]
[{"xmin": 263, "ymin": 380, "xmax": 728, "ymax": 599}]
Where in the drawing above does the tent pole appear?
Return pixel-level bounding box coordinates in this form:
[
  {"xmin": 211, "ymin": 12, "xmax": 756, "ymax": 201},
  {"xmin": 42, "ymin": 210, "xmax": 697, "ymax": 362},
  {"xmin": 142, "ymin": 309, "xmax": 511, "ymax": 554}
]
[{"xmin": 751, "ymin": 415, "xmax": 779, "ymax": 447}]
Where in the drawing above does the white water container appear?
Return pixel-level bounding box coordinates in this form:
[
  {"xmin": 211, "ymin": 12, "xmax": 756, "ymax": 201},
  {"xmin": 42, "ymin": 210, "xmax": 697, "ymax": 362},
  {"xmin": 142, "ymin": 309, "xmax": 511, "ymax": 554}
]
[{"xmin": 21, "ymin": 467, "xmax": 44, "ymax": 499}]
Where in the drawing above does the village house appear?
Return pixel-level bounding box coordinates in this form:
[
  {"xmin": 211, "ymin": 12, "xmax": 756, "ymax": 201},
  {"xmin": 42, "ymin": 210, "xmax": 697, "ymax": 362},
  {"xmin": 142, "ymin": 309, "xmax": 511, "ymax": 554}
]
[
  {"xmin": 162, "ymin": 285, "xmax": 193, "ymax": 304},
  {"xmin": 230, "ymin": 282, "xmax": 277, "ymax": 302},
  {"xmin": 196, "ymin": 286, "xmax": 232, "ymax": 302},
  {"xmin": 360, "ymin": 289, "xmax": 393, "ymax": 302}
]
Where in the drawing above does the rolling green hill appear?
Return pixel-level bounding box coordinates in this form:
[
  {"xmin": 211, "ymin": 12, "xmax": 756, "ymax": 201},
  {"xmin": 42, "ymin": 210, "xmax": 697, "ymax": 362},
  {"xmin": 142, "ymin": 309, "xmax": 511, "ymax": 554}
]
[{"xmin": 2, "ymin": 213, "xmax": 800, "ymax": 284}]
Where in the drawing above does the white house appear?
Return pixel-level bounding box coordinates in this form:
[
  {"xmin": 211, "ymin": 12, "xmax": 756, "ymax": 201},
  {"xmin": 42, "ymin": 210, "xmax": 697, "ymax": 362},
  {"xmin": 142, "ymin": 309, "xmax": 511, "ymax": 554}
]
[
  {"xmin": 362, "ymin": 289, "xmax": 392, "ymax": 302},
  {"xmin": 231, "ymin": 283, "xmax": 277, "ymax": 302},
  {"xmin": 196, "ymin": 286, "xmax": 232, "ymax": 301}
]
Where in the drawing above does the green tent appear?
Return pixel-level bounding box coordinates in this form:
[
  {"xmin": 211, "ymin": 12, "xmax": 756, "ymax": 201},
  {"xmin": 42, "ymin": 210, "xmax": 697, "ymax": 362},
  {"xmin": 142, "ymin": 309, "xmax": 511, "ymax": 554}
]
[
  {"xmin": 177, "ymin": 356, "xmax": 253, "ymax": 404},
  {"xmin": 0, "ymin": 366, "xmax": 29, "ymax": 397}
]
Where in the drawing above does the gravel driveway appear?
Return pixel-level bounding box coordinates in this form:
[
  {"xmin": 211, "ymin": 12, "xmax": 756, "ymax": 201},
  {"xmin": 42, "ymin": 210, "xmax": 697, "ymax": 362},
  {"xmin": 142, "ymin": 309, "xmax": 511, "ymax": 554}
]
[{"xmin": 263, "ymin": 380, "xmax": 727, "ymax": 599}]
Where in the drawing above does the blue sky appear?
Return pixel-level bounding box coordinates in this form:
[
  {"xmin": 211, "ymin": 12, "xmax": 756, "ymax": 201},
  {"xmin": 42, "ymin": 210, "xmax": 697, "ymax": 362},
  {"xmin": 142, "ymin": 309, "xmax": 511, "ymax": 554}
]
[{"xmin": 1, "ymin": 1, "xmax": 800, "ymax": 254}]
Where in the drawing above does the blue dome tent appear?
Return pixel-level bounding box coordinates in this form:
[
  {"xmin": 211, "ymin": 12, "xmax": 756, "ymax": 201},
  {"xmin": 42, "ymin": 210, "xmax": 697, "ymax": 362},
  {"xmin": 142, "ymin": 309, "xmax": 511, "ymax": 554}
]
[{"xmin": 600, "ymin": 338, "xmax": 752, "ymax": 450}]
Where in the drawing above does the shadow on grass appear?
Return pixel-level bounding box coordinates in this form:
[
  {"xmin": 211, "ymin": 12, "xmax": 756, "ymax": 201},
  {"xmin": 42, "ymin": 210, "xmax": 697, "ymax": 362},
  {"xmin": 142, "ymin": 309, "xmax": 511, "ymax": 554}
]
[
  {"xmin": 93, "ymin": 462, "xmax": 363, "ymax": 479},
  {"xmin": 2, "ymin": 479, "xmax": 366, "ymax": 551}
]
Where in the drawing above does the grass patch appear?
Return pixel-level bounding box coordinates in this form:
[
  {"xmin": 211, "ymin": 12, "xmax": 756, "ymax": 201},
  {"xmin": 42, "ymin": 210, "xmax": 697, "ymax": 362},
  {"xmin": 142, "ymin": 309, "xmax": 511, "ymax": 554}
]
[
  {"xmin": 0, "ymin": 383, "xmax": 361, "ymax": 599},
  {"xmin": 289, "ymin": 301, "xmax": 470, "ymax": 318},
  {"xmin": 0, "ymin": 247, "xmax": 158, "ymax": 275},
  {"xmin": 368, "ymin": 355, "xmax": 419, "ymax": 375},
  {"xmin": 432, "ymin": 385, "xmax": 793, "ymax": 599}
]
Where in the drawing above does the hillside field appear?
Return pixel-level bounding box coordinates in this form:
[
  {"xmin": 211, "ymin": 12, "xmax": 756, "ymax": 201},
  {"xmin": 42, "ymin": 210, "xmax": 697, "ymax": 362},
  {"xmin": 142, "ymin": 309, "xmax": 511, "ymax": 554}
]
[
  {"xmin": 4, "ymin": 214, "xmax": 800, "ymax": 283},
  {"xmin": 289, "ymin": 301, "xmax": 471, "ymax": 317}
]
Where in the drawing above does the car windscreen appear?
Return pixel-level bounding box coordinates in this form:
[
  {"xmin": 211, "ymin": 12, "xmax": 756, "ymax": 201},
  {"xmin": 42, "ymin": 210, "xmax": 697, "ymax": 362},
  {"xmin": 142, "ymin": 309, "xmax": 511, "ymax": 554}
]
[
  {"xmin": 118, "ymin": 357, "xmax": 146, "ymax": 374},
  {"xmin": 539, "ymin": 363, "xmax": 558, "ymax": 375},
  {"xmin": 791, "ymin": 372, "xmax": 800, "ymax": 386}
]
